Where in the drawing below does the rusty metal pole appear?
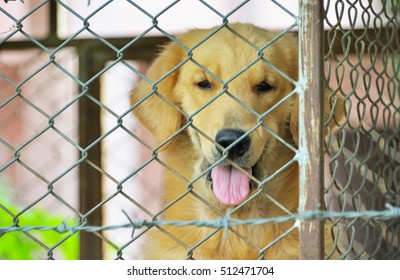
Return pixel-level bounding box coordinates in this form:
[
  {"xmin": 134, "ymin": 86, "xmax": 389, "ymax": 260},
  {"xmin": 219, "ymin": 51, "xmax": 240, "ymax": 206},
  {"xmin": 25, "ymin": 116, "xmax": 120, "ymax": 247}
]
[{"xmin": 298, "ymin": 0, "xmax": 325, "ymax": 259}]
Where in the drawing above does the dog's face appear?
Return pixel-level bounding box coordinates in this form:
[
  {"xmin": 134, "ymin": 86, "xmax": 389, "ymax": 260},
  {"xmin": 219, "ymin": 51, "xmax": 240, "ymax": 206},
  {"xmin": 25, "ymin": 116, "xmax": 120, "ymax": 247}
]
[
  {"xmin": 175, "ymin": 31, "xmax": 297, "ymax": 171},
  {"xmin": 131, "ymin": 24, "xmax": 343, "ymax": 206}
]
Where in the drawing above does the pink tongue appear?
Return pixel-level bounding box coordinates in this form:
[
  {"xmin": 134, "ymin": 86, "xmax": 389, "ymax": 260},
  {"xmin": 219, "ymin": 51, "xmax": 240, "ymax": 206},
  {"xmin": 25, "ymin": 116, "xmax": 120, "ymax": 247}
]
[{"xmin": 211, "ymin": 166, "xmax": 251, "ymax": 205}]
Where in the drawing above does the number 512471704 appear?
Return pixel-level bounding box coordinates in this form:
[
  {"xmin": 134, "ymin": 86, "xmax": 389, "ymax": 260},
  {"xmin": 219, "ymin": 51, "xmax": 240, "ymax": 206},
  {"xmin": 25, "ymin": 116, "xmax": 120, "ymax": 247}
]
[{"xmin": 220, "ymin": 266, "xmax": 274, "ymax": 276}]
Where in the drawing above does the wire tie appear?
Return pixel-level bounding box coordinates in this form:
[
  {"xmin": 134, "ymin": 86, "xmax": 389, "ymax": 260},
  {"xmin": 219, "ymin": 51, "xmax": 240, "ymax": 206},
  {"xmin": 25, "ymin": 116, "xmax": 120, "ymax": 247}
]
[
  {"xmin": 385, "ymin": 204, "xmax": 400, "ymax": 219},
  {"xmin": 222, "ymin": 208, "xmax": 232, "ymax": 239},
  {"xmin": 56, "ymin": 221, "xmax": 70, "ymax": 234},
  {"xmin": 121, "ymin": 209, "xmax": 136, "ymax": 238}
]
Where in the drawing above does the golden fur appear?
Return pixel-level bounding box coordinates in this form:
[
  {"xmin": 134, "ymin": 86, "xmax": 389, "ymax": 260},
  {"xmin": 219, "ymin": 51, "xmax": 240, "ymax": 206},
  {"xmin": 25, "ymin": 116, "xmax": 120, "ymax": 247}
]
[{"xmin": 130, "ymin": 23, "xmax": 344, "ymax": 259}]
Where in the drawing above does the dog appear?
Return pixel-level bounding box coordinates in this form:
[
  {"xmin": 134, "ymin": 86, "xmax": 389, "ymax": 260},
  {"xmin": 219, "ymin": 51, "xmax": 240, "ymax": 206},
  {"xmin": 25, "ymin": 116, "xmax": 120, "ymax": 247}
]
[{"xmin": 130, "ymin": 23, "xmax": 344, "ymax": 259}]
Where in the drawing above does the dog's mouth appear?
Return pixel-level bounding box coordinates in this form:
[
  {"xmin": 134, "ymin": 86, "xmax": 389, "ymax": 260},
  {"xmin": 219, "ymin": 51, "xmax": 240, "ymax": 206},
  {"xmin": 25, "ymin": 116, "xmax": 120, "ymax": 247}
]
[{"xmin": 205, "ymin": 163, "xmax": 258, "ymax": 206}]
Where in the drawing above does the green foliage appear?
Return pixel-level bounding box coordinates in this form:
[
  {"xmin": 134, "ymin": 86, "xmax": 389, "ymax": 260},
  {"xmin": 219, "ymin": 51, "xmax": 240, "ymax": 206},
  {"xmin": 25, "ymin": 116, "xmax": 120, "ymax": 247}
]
[{"xmin": 0, "ymin": 184, "xmax": 79, "ymax": 260}]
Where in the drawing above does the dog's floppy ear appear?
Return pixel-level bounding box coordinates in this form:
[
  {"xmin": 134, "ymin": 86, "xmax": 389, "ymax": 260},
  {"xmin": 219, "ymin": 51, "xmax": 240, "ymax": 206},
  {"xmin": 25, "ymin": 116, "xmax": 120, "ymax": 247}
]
[
  {"xmin": 290, "ymin": 90, "xmax": 345, "ymax": 146},
  {"xmin": 130, "ymin": 42, "xmax": 185, "ymax": 146}
]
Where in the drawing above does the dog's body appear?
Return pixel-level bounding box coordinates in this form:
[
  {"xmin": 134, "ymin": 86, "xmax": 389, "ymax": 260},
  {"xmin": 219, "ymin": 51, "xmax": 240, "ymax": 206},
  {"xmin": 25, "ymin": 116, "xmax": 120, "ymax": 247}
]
[{"xmin": 131, "ymin": 24, "xmax": 343, "ymax": 259}]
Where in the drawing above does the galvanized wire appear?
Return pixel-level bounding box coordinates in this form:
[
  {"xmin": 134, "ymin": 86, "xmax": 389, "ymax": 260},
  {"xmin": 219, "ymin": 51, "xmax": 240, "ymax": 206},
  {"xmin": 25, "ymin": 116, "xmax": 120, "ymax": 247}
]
[
  {"xmin": 1, "ymin": 204, "xmax": 399, "ymax": 234},
  {"xmin": 1, "ymin": 0, "xmax": 399, "ymax": 260},
  {"xmin": 324, "ymin": 0, "xmax": 400, "ymax": 259}
]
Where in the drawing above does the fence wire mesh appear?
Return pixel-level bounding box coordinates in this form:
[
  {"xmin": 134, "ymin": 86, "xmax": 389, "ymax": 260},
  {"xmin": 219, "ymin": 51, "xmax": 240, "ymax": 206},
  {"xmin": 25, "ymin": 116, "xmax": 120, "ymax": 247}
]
[
  {"xmin": 0, "ymin": 0, "xmax": 399, "ymax": 260},
  {"xmin": 323, "ymin": 0, "xmax": 400, "ymax": 259}
]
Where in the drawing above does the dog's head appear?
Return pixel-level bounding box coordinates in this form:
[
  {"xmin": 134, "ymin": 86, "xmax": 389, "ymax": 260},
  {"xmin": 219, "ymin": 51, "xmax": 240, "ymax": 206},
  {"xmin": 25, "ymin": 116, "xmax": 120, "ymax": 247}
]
[{"xmin": 131, "ymin": 24, "xmax": 344, "ymax": 206}]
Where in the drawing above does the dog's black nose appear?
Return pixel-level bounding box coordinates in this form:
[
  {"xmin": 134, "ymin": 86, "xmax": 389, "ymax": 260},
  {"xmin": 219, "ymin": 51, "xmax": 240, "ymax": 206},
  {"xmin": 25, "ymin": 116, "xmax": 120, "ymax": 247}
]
[{"xmin": 215, "ymin": 129, "xmax": 250, "ymax": 159}]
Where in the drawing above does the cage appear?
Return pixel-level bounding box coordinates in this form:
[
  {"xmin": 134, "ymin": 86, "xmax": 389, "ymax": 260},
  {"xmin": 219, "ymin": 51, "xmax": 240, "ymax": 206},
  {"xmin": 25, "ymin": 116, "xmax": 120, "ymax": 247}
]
[{"xmin": 0, "ymin": 0, "xmax": 399, "ymax": 260}]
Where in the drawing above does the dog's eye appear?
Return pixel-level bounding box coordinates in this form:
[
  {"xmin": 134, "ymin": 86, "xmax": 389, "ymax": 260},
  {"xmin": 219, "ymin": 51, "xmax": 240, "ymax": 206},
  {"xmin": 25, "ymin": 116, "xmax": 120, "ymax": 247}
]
[
  {"xmin": 196, "ymin": 80, "xmax": 212, "ymax": 90},
  {"xmin": 255, "ymin": 81, "xmax": 274, "ymax": 93}
]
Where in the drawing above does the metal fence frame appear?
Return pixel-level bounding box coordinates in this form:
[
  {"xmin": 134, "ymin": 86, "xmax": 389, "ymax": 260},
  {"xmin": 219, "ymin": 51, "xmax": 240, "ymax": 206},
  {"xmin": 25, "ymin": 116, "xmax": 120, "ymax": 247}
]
[{"xmin": 298, "ymin": 0, "xmax": 325, "ymax": 260}]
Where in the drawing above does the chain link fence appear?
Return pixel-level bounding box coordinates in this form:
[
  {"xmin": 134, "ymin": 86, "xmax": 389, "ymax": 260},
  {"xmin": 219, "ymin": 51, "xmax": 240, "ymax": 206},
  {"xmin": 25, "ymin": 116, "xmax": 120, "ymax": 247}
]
[
  {"xmin": 0, "ymin": 0, "xmax": 399, "ymax": 260},
  {"xmin": 324, "ymin": 0, "xmax": 400, "ymax": 259}
]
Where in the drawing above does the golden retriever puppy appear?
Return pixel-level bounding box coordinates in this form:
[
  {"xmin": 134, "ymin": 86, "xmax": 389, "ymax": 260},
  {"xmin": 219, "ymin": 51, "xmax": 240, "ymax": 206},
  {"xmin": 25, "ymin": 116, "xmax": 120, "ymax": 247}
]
[{"xmin": 130, "ymin": 23, "xmax": 343, "ymax": 259}]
